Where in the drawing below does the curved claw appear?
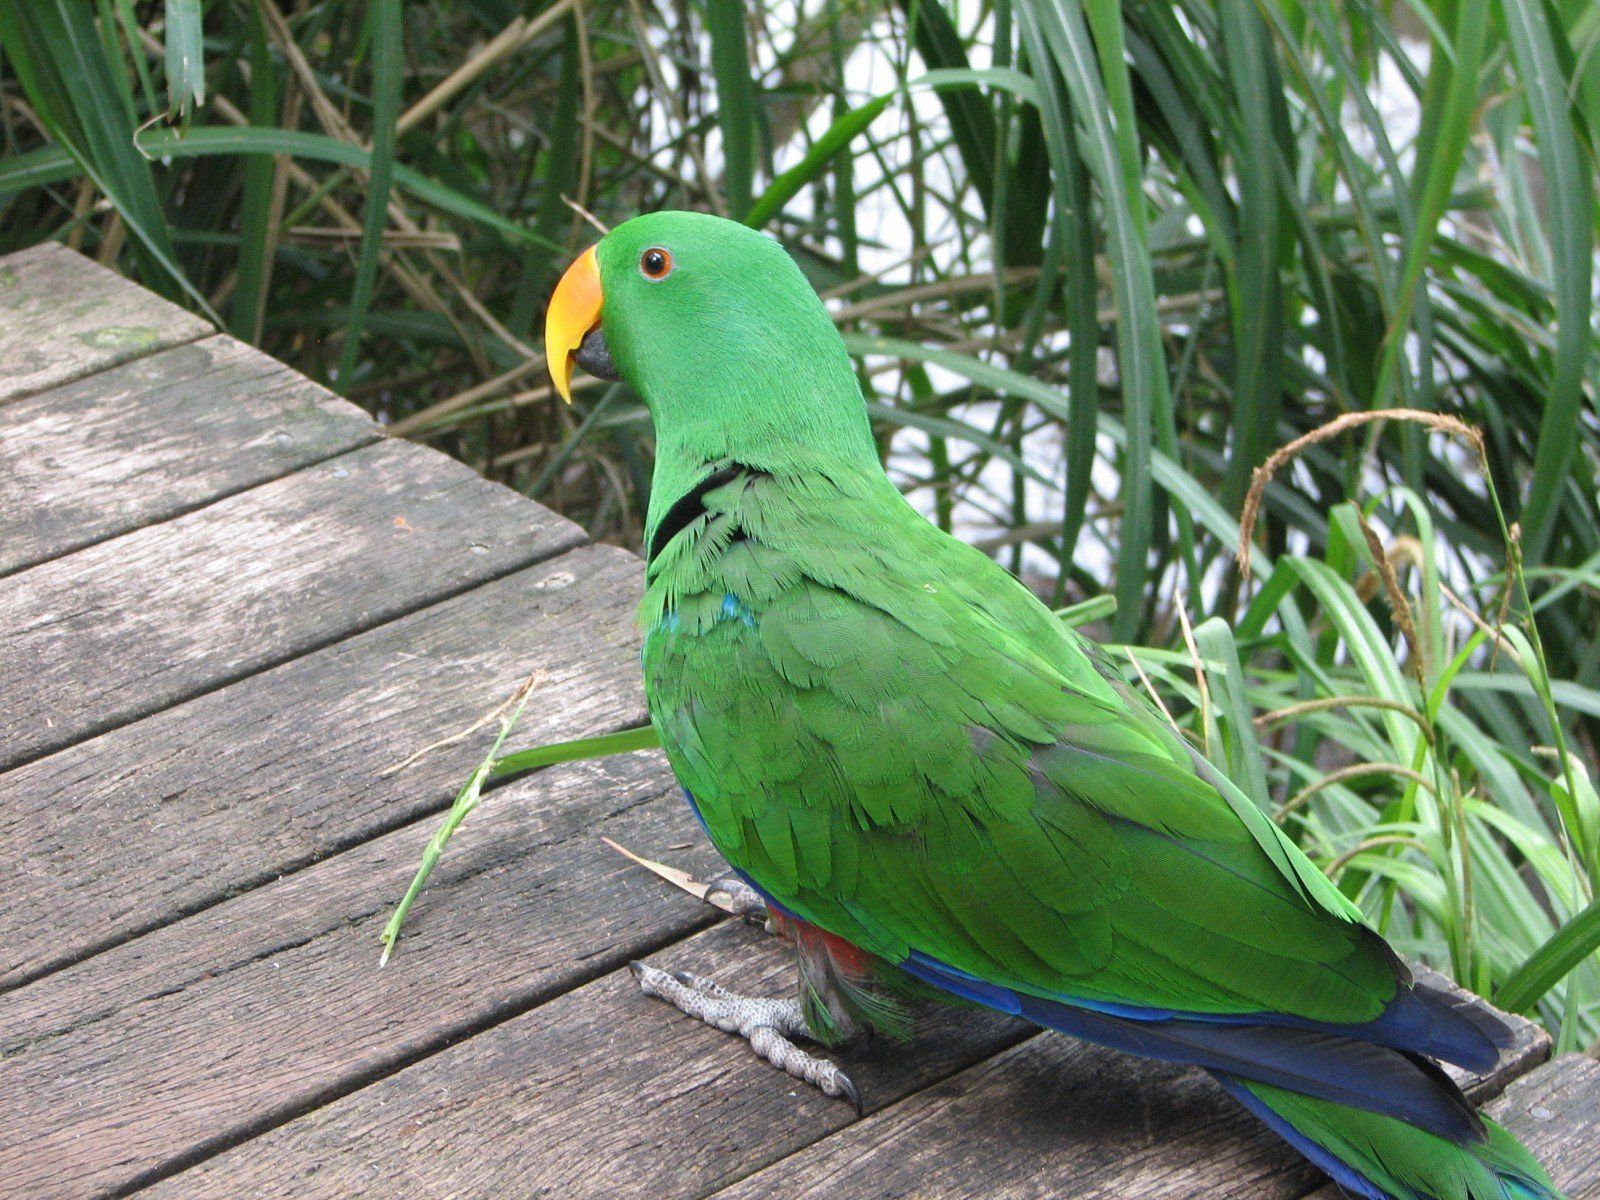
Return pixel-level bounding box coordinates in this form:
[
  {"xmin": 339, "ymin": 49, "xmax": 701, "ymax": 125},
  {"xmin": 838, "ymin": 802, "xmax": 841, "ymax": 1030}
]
[{"xmin": 835, "ymin": 1070, "xmax": 864, "ymax": 1115}]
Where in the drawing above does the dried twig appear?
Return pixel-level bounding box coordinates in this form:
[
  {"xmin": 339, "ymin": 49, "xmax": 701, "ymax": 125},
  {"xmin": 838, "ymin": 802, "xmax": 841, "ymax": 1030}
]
[
  {"xmin": 1173, "ymin": 597, "xmax": 1212, "ymax": 758},
  {"xmin": 1125, "ymin": 646, "xmax": 1182, "ymax": 734},
  {"xmin": 397, "ymin": 1, "xmax": 579, "ymax": 136},
  {"xmin": 1254, "ymin": 694, "xmax": 1431, "ymax": 739},
  {"xmin": 563, "ymin": 195, "xmax": 609, "ymax": 234},
  {"xmin": 382, "ymin": 669, "xmax": 547, "ymax": 778},
  {"xmin": 1277, "ymin": 762, "xmax": 1439, "ymax": 823}
]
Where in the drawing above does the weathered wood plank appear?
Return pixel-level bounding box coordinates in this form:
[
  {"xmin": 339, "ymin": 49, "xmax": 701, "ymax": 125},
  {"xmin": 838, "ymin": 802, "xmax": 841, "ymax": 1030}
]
[
  {"xmin": 0, "ymin": 437, "xmax": 582, "ymax": 773},
  {"xmin": 1472, "ymin": 1055, "xmax": 1600, "ymax": 1197},
  {"xmin": 1300, "ymin": 1053, "xmax": 1600, "ymax": 1200},
  {"xmin": 0, "ymin": 754, "xmax": 717, "ymax": 1200},
  {"xmin": 0, "ymin": 334, "xmax": 381, "ymax": 576},
  {"xmin": 0, "ymin": 242, "xmax": 211, "ymax": 404},
  {"xmin": 119, "ymin": 950, "xmax": 1551, "ymax": 1200},
  {"xmin": 134, "ymin": 922, "xmax": 1030, "ymax": 1200},
  {"xmin": 700, "ymin": 997, "xmax": 1549, "ymax": 1200},
  {"xmin": 0, "ymin": 546, "xmax": 646, "ymax": 991}
]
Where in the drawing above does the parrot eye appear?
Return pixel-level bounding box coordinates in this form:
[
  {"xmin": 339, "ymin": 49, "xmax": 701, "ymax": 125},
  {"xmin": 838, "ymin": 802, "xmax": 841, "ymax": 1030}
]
[{"xmin": 639, "ymin": 247, "xmax": 674, "ymax": 280}]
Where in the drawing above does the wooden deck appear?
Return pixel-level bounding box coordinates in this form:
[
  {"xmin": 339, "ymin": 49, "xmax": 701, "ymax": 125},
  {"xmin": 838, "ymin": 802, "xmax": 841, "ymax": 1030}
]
[{"xmin": 0, "ymin": 242, "xmax": 1594, "ymax": 1200}]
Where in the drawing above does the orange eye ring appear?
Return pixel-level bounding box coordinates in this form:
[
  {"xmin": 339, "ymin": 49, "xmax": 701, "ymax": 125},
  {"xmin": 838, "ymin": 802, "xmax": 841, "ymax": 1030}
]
[{"xmin": 639, "ymin": 246, "xmax": 673, "ymax": 280}]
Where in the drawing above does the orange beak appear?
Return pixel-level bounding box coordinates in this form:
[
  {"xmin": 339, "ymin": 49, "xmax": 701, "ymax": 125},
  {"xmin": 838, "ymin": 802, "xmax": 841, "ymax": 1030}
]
[{"xmin": 544, "ymin": 245, "xmax": 604, "ymax": 404}]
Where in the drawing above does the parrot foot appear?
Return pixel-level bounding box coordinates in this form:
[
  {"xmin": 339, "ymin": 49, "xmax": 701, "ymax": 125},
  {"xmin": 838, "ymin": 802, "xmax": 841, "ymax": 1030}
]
[
  {"xmin": 703, "ymin": 873, "xmax": 770, "ymax": 925},
  {"xmin": 629, "ymin": 960, "xmax": 861, "ymax": 1112}
]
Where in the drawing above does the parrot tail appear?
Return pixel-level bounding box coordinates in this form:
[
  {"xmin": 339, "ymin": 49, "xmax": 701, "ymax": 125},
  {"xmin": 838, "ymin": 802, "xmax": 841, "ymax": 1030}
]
[{"xmin": 1212, "ymin": 1070, "xmax": 1564, "ymax": 1200}]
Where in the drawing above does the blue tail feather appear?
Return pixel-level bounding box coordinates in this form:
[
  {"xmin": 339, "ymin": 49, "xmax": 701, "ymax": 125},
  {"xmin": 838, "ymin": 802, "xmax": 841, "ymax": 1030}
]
[{"xmin": 899, "ymin": 951, "xmax": 1482, "ymax": 1142}]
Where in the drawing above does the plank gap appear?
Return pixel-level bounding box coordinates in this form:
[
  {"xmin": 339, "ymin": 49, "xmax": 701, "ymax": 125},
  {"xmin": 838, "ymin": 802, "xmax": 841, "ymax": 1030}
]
[
  {"xmin": 0, "ymin": 333, "xmax": 384, "ymax": 578},
  {"xmin": 0, "ymin": 545, "xmax": 650, "ymax": 996},
  {"xmin": 0, "ymin": 242, "xmax": 213, "ymax": 406},
  {"xmin": 0, "ymin": 709, "xmax": 647, "ymax": 998},
  {"xmin": 0, "ymin": 439, "xmax": 585, "ymax": 777},
  {"xmin": 108, "ymin": 911, "xmax": 728, "ymax": 1200},
  {"xmin": 0, "ymin": 754, "xmax": 728, "ymax": 1198}
]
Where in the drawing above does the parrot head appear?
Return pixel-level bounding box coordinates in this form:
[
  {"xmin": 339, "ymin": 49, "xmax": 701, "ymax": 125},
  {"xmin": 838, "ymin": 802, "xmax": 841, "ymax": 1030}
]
[{"xmin": 543, "ymin": 211, "xmax": 875, "ymax": 468}]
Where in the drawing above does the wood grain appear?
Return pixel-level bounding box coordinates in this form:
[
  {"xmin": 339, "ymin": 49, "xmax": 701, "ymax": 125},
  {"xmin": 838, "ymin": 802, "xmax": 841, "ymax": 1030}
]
[
  {"xmin": 0, "ymin": 753, "xmax": 715, "ymax": 1200},
  {"xmin": 0, "ymin": 437, "xmax": 582, "ymax": 772},
  {"xmin": 134, "ymin": 922, "xmax": 1031, "ymax": 1200},
  {"xmin": 0, "ymin": 334, "xmax": 381, "ymax": 576},
  {"xmin": 0, "ymin": 546, "xmax": 649, "ymax": 992},
  {"xmin": 0, "ymin": 242, "xmax": 211, "ymax": 404},
  {"xmin": 1481, "ymin": 1055, "xmax": 1600, "ymax": 1198}
]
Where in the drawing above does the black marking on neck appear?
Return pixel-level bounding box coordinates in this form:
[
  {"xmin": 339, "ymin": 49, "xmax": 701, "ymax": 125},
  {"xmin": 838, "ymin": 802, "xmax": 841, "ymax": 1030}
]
[{"xmin": 647, "ymin": 463, "xmax": 751, "ymax": 566}]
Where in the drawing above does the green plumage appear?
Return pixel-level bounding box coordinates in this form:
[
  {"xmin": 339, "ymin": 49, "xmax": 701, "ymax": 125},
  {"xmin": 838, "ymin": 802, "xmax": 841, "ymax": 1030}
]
[
  {"xmin": 642, "ymin": 458, "xmax": 1394, "ymax": 1022},
  {"xmin": 581, "ymin": 211, "xmax": 1562, "ymax": 1200}
]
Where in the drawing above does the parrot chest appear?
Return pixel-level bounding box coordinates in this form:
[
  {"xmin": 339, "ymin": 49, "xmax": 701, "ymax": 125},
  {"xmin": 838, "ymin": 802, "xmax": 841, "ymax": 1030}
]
[{"xmin": 641, "ymin": 592, "xmax": 774, "ymax": 840}]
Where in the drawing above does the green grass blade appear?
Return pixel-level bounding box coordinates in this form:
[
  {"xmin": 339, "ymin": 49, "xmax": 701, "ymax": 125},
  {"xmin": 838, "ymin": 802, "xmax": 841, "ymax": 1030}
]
[
  {"xmin": 1495, "ymin": 895, "xmax": 1600, "ymax": 1013},
  {"xmin": 510, "ymin": 15, "xmax": 581, "ymax": 337},
  {"xmin": 1056, "ymin": 594, "xmax": 1116, "ymax": 627},
  {"xmin": 706, "ymin": 0, "xmax": 754, "ymax": 220},
  {"xmin": 163, "ymin": 0, "xmax": 205, "ymax": 121},
  {"xmin": 492, "ymin": 724, "xmax": 662, "ymax": 777},
  {"xmin": 1194, "ymin": 616, "xmax": 1273, "ymax": 810},
  {"xmin": 0, "ymin": 0, "xmax": 214, "ymax": 317},
  {"xmin": 27, "ymin": 125, "xmax": 554, "ymax": 248},
  {"xmin": 1216, "ymin": 0, "xmax": 1286, "ymax": 511},
  {"xmin": 1503, "ymin": 0, "xmax": 1595, "ymax": 563},
  {"xmin": 1024, "ymin": 0, "xmax": 1175, "ymax": 640},
  {"xmin": 843, "ymin": 333, "xmax": 1250, "ymax": 560},
  {"xmin": 334, "ymin": 0, "xmax": 401, "ymax": 393},
  {"xmin": 230, "ymin": 4, "xmax": 278, "ymax": 343},
  {"xmin": 1014, "ymin": 17, "xmax": 1100, "ymax": 571},
  {"xmin": 380, "ymin": 721, "xmax": 663, "ymax": 963},
  {"xmin": 745, "ymin": 93, "xmax": 890, "ymax": 229},
  {"xmin": 898, "ymin": 0, "xmax": 998, "ymax": 207}
]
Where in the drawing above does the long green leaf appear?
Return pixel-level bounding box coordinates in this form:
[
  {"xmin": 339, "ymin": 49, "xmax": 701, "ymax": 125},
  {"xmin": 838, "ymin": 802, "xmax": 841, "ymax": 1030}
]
[
  {"xmin": 163, "ymin": 0, "xmax": 205, "ymax": 121},
  {"xmin": 706, "ymin": 0, "xmax": 754, "ymax": 220},
  {"xmin": 745, "ymin": 94, "xmax": 891, "ymax": 229},
  {"xmin": 335, "ymin": 0, "xmax": 401, "ymax": 393},
  {"xmin": 1023, "ymin": 0, "xmax": 1175, "ymax": 639},
  {"xmin": 898, "ymin": 0, "xmax": 998, "ymax": 206},
  {"xmin": 0, "ymin": 0, "xmax": 213, "ymax": 317},
  {"xmin": 1503, "ymin": 0, "xmax": 1595, "ymax": 562},
  {"xmin": 1496, "ymin": 896, "xmax": 1600, "ymax": 1013},
  {"xmin": 1216, "ymin": 0, "xmax": 1285, "ymax": 510},
  {"xmin": 0, "ymin": 128, "xmax": 554, "ymax": 250},
  {"xmin": 492, "ymin": 724, "xmax": 662, "ymax": 777}
]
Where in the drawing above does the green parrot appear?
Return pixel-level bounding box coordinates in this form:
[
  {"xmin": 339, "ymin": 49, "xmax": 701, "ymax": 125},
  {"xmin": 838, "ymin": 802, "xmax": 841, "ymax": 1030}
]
[{"xmin": 543, "ymin": 211, "xmax": 1562, "ymax": 1200}]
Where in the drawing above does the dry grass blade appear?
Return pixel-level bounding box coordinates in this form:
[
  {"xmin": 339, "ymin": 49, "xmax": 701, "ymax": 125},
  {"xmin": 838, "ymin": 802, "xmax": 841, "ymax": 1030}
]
[
  {"xmin": 1354, "ymin": 507, "xmax": 1427, "ymax": 690},
  {"xmin": 1236, "ymin": 410, "xmax": 1487, "ymax": 579},
  {"xmin": 599, "ymin": 837, "xmax": 743, "ymax": 914},
  {"xmin": 397, "ymin": 0, "xmax": 579, "ymax": 136},
  {"xmin": 381, "ymin": 669, "xmax": 547, "ymax": 778}
]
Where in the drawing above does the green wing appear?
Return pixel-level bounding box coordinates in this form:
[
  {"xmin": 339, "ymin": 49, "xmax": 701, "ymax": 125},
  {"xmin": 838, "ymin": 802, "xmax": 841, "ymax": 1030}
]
[{"xmin": 642, "ymin": 466, "xmax": 1398, "ymax": 1025}]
